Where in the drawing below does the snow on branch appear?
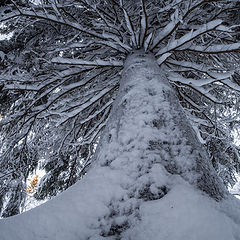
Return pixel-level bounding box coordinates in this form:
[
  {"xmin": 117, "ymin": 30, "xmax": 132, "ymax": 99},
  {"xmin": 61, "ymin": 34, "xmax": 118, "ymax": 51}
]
[
  {"xmin": 178, "ymin": 43, "xmax": 240, "ymax": 54},
  {"xmin": 47, "ymin": 42, "xmax": 94, "ymax": 54},
  {"xmin": 51, "ymin": 57, "xmax": 124, "ymax": 67},
  {"xmin": 57, "ymin": 85, "xmax": 117, "ymax": 126},
  {"xmin": 166, "ymin": 60, "xmax": 234, "ymax": 79},
  {"xmin": 31, "ymin": 69, "xmax": 113, "ymax": 115},
  {"xmin": 2, "ymin": 83, "xmax": 40, "ymax": 91},
  {"xmin": 221, "ymin": 79, "xmax": 240, "ymax": 92},
  {"xmin": 168, "ymin": 72, "xmax": 231, "ymax": 87},
  {"xmin": 101, "ymin": 33, "xmax": 132, "ymax": 52},
  {"xmin": 150, "ymin": 11, "xmax": 179, "ymax": 51},
  {"xmin": 0, "ymin": 74, "xmax": 40, "ymax": 91},
  {"xmin": 119, "ymin": 0, "xmax": 137, "ymax": 47},
  {"xmin": 169, "ymin": 73, "xmax": 227, "ymax": 104},
  {"xmin": 78, "ymin": 100, "xmax": 113, "ymax": 126},
  {"xmin": 166, "ymin": 60, "xmax": 211, "ymax": 74},
  {"xmin": 139, "ymin": 0, "xmax": 148, "ymax": 47},
  {"xmin": 0, "ymin": 10, "xmax": 97, "ymax": 38},
  {"xmin": 156, "ymin": 20, "xmax": 223, "ymax": 57},
  {"xmin": 157, "ymin": 53, "xmax": 172, "ymax": 65},
  {"xmin": 81, "ymin": 1, "xmax": 123, "ymax": 38},
  {"xmin": 150, "ymin": 0, "xmax": 209, "ymax": 51},
  {"xmin": 0, "ymin": 8, "xmax": 130, "ymax": 53}
]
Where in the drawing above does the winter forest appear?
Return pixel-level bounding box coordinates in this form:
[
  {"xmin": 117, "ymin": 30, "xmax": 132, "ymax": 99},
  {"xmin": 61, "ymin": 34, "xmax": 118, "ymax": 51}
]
[{"xmin": 0, "ymin": 0, "xmax": 240, "ymax": 239}]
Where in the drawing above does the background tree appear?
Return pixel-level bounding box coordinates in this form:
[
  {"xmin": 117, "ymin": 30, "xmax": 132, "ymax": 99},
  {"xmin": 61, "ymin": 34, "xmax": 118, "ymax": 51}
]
[{"xmin": 0, "ymin": 0, "xmax": 240, "ymax": 222}]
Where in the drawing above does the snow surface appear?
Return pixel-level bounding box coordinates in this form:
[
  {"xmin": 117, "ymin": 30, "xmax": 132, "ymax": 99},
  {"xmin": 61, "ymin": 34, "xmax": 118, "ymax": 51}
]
[
  {"xmin": 123, "ymin": 183, "xmax": 240, "ymax": 240},
  {"xmin": 0, "ymin": 52, "xmax": 240, "ymax": 239},
  {"xmin": 0, "ymin": 173, "xmax": 240, "ymax": 240}
]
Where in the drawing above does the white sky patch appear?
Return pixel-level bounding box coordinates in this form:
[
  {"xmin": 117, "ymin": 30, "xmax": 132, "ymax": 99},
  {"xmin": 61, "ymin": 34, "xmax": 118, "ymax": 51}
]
[
  {"xmin": 0, "ymin": 32, "xmax": 14, "ymax": 41},
  {"xmin": 232, "ymin": 128, "xmax": 240, "ymax": 146},
  {"xmin": 29, "ymin": 0, "xmax": 42, "ymax": 5},
  {"xmin": 0, "ymin": 23, "xmax": 14, "ymax": 40}
]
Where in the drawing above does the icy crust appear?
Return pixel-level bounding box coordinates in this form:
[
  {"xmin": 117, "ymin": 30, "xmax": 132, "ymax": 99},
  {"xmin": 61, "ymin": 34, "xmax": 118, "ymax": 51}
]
[{"xmin": 0, "ymin": 52, "xmax": 239, "ymax": 239}]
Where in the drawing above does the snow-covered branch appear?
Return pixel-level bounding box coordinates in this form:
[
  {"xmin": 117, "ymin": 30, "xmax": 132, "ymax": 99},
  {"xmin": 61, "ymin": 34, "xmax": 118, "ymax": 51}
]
[
  {"xmin": 51, "ymin": 57, "xmax": 124, "ymax": 67},
  {"xmin": 178, "ymin": 43, "xmax": 240, "ymax": 54},
  {"xmin": 156, "ymin": 20, "xmax": 223, "ymax": 57}
]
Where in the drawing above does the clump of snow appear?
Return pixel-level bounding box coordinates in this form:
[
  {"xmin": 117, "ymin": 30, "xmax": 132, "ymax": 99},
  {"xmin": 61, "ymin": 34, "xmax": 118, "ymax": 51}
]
[{"xmin": 124, "ymin": 181, "xmax": 240, "ymax": 240}]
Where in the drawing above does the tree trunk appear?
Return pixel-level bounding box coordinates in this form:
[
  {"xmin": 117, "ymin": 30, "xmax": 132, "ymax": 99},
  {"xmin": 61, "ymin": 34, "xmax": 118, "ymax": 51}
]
[
  {"xmin": 94, "ymin": 50, "xmax": 226, "ymax": 201},
  {"xmin": 85, "ymin": 50, "xmax": 227, "ymax": 237}
]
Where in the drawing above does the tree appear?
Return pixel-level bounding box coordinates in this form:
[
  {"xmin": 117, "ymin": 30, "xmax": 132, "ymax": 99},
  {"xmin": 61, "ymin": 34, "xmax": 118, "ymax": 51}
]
[{"xmin": 0, "ymin": 0, "xmax": 240, "ymax": 238}]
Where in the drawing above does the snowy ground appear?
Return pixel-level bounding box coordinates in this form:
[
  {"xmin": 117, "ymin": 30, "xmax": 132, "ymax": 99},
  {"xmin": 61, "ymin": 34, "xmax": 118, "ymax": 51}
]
[{"xmin": 0, "ymin": 169, "xmax": 240, "ymax": 240}]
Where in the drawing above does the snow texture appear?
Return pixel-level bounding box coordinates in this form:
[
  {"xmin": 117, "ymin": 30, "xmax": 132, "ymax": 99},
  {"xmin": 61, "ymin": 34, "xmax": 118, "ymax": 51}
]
[
  {"xmin": 0, "ymin": 52, "xmax": 240, "ymax": 239},
  {"xmin": 0, "ymin": 174, "xmax": 239, "ymax": 240},
  {"xmin": 52, "ymin": 57, "xmax": 124, "ymax": 67}
]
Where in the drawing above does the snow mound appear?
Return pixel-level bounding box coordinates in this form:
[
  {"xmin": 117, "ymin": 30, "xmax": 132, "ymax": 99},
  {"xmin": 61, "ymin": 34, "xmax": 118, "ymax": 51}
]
[
  {"xmin": 124, "ymin": 182, "xmax": 240, "ymax": 240},
  {"xmin": 0, "ymin": 171, "xmax": 240, "ymax": 240}
]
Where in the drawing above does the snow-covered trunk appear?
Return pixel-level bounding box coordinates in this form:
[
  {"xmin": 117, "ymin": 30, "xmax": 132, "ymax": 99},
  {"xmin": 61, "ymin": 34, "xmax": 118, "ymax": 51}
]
[{"xmin": 94, "ymin": 50, "xmax": 226, "ymax": 202}]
